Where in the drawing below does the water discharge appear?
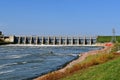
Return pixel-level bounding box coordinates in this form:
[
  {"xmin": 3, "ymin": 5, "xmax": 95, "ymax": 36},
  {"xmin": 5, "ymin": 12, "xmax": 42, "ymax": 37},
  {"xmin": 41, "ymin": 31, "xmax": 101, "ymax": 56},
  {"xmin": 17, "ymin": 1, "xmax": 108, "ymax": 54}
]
[{"xmin": 0, "ymin": 45, "xmax": 102, "ymax": 80}]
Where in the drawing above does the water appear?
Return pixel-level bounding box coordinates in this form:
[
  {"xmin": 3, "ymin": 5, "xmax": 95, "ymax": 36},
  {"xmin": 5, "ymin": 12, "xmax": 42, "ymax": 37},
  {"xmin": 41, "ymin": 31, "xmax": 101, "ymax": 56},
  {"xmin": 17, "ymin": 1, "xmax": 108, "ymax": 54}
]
[{"xmin": 0, "ymin": 45, "xmax": 102, "ymax": 80}]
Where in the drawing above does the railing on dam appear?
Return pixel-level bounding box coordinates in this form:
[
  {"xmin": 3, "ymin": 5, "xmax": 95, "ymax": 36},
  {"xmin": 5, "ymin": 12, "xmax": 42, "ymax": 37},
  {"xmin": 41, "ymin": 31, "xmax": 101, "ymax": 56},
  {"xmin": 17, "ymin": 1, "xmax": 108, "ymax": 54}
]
[{"xmin": 14, "ymin": 36, "xmax": 97, "ymax": 46}]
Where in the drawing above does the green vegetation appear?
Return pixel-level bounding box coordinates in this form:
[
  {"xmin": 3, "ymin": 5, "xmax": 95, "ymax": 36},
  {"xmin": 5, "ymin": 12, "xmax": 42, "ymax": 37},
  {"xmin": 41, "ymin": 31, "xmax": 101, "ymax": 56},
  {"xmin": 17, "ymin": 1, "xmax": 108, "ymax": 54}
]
[
  {"xmin": 34, "ymin": 43, "xmax": 120, "ymax": 80},
  {"xmin": 97, "ymin": 36, "xmax": 120, "ymax": 43},
  {"xmin": 38, "ymin": 45, "xmax": 120, "ymax": 80},
  {"xmin": 60, "ymin": 44, "xmax": 120, "ymax": 80},
  {"xmin": 61, "ymin": 56, "xmax": 120, "ymax": 80},
  {"xmin": 110, "ymin": 43, "xmax": 120, "ymax": 53}
]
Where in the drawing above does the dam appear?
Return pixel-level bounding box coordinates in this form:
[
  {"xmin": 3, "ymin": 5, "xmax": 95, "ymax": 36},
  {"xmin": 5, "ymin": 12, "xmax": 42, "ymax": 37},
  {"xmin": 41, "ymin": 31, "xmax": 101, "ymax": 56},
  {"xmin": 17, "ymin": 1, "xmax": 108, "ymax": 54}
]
[
  {"xmin": 0, "ymin": 31, "xmax": 97, "ymax": 46},
  {"xmin": 12, "ymin": 36, "xmax": 97, "ymax": 46}
]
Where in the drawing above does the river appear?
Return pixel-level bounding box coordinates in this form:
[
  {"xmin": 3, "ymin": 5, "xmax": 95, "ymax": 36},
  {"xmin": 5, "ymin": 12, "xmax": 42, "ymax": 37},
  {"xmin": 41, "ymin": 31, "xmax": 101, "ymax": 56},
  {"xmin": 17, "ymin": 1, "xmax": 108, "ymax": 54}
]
[{"xmin": 0, "ymin": 45, "xmax": 102, "ymax": 80}]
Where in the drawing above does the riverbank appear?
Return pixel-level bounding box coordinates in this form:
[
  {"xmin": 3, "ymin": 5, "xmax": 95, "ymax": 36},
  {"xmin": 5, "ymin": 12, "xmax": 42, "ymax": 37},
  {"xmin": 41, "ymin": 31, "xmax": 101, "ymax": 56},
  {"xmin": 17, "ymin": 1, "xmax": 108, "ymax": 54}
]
[
  {"xmin": 34, "ymin": 45, "xmax": 112, "ymax": 80},
  {"xmin": 61, "ymin": 53, "xmax": 120, "ymax": 80}
]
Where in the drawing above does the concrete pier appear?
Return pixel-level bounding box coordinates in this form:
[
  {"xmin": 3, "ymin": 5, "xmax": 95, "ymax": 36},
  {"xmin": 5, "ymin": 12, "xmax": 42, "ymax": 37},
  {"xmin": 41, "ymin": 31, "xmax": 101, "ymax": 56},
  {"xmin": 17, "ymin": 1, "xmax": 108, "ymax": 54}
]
[
  {"xmin": 42, "ymin": 37, "xmax": 44, "ymax": 44},
  {"xmin": 30, "ymin": 37, "xmax": 33, "ymax": 44},
  {"xmin": 48, "ymin": 37, "xmax": 50, "ymax": 45},
  {"xmin": 65, "ymin": 37, "xmax": 68, "ymax": 45},
  {"xmin": 59, "ymin": 37, "xmax": 62, "ymax": 45},
  {"xmin": 36, "ymin": 37, "xmax": 38, "ymax": 45},
  {"xmin": 77, "ymin": 37, "xmax": 80, "ymax": 45},
  {"xmin": 71, "ymin": 37, "xmax": 73, "ymax": 45},
  {"xmin": 18, "ymin": 36, "xmax": 21, "ymax": 44},
  {"xmin": 53, "ymin": 37, "xmax": 56, "ymax": 45},
  {"xmin": 24, "ymin": 37, "xmax": 26, "ymax": 44}
]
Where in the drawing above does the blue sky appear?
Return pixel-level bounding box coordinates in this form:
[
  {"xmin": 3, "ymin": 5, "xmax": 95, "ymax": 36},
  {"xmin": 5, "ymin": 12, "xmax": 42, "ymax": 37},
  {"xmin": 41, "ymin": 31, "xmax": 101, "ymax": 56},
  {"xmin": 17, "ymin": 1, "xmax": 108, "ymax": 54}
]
[{"xmin": 0, "ymin": 0, "xmax": 120, "ymax": 36}]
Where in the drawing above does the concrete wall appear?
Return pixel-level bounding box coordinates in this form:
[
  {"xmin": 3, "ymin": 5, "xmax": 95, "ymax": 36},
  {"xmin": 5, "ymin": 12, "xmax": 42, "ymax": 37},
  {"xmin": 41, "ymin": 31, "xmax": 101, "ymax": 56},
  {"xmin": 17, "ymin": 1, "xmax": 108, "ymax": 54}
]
[
  {"xmin": 14, "ymin": 36, "xmax": 97, "ymax": 45},
  {"xmin": 0, "ymin": 36, "xmax": 14, "ymax": 43}
]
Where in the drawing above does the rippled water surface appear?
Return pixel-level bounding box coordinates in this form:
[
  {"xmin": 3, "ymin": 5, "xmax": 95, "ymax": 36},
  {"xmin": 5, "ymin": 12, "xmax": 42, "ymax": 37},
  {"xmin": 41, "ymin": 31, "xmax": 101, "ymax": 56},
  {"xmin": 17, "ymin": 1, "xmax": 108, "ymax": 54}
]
[{"xmin": 0, "ymin": 46, "xmax": 102, "ymax": 80}]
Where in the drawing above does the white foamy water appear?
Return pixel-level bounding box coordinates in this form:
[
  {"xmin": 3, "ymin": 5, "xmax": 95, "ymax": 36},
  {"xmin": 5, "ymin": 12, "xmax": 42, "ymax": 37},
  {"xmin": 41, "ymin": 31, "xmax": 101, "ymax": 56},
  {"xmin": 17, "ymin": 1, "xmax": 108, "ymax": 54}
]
[
  {"xmin": 6, "ymin": 54, "xmax": 30, "ymax": 59},
  {"xmin": 0, "ymin": 70, "xmax": 15, "ymax": 75},
  {"xmin": 0, "ymin": 63, "xmax": 18, "ymax": 69},
  {"xmin": 0, "ymin": 54, "xmax": 30, "ymax": 60},
  {"xmin": 0, "ymin": 46, "xmax": 102, "ymax": 80}
]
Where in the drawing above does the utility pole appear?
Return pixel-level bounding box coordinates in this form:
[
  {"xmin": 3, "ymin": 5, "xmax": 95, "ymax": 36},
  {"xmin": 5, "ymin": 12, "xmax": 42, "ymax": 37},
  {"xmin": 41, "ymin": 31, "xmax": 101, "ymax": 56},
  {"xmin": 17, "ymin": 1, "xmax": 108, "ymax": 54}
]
[{"xmin": 111, "ymin": 28, "xmax": 116, "ymax": 43}]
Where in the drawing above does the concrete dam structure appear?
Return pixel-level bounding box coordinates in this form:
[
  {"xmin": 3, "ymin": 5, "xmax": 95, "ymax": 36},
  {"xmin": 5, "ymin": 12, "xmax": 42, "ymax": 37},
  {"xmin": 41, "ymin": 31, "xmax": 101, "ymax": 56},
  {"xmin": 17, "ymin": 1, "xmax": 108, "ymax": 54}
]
[{"xmin": 13, "ymin": 36, "xmax": 97, "ymax": 46}]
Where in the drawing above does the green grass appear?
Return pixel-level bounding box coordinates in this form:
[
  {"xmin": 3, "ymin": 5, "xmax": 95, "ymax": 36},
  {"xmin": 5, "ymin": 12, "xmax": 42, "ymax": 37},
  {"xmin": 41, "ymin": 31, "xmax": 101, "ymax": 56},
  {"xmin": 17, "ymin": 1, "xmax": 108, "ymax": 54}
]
[
  {"xmin": 61, "ymin": 57, "xmax": 120, "ymax": 80},
  {"xmin": 38, "ymin": 52, "xmax": 118, "ymax": 80},
  {"xmin": 97, "ymin": 36, "xmax": 120, "ymax": 43},
  {"xmin": 36, "ymin": 44, "xmax": 119, "ymax": 80}
]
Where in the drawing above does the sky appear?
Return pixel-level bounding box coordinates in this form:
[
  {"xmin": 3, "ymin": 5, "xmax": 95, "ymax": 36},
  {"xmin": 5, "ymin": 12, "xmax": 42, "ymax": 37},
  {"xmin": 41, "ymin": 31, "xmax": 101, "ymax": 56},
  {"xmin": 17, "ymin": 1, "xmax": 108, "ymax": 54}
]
[{"xmin": 0, "ymin": 0, "xmax": 120, "ymax": 36}]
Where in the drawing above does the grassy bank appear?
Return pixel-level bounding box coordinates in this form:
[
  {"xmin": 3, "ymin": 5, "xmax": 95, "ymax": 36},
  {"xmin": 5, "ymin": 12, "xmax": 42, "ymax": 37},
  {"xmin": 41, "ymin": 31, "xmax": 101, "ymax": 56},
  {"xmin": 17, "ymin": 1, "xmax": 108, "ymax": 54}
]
[
  {"xmin": 60, "ymin": 44, "xmax": 120, "ymax": 80},
  {"xmin": 35, "ymin": 44, "xmax": 120, "ymax": 80},
  {"xmin": 61, "ymin": 54, "xmax": 120, "ymax": 80}
]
